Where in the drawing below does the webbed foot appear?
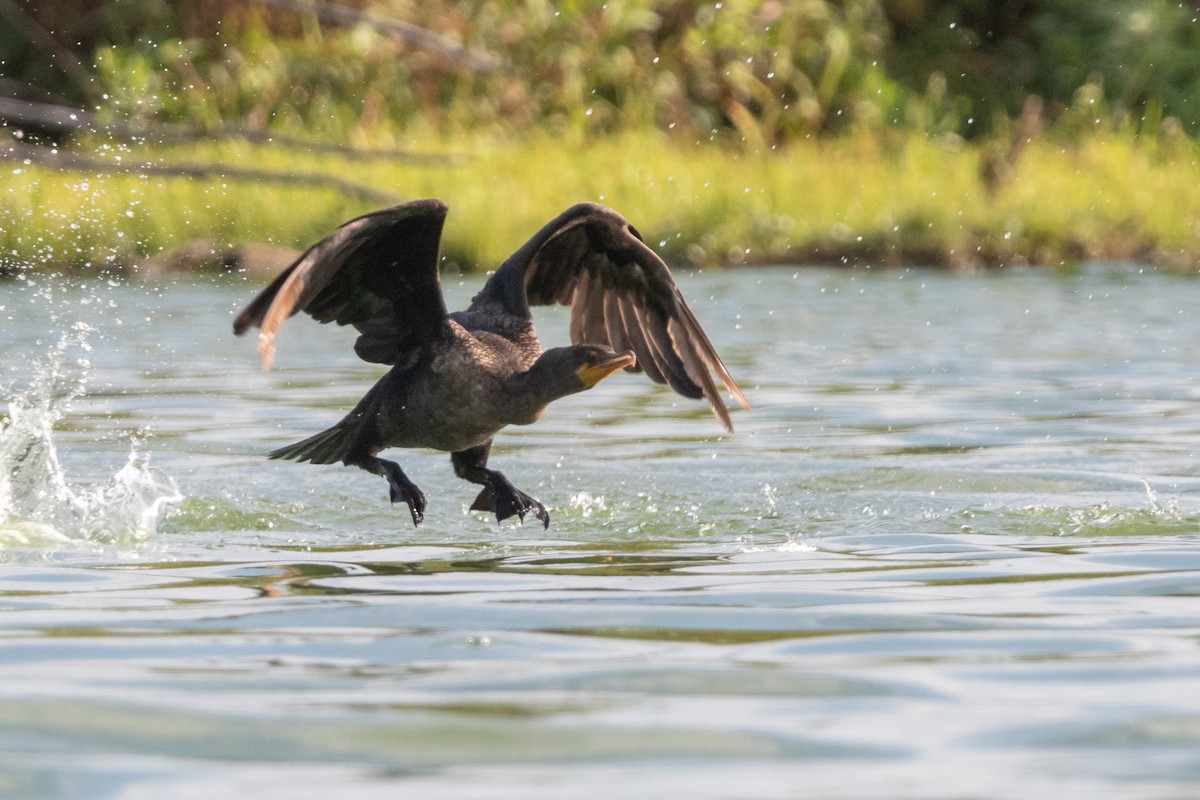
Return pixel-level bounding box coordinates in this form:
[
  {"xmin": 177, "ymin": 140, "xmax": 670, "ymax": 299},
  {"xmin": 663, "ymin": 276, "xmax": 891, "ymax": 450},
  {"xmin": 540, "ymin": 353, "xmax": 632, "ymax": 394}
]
[
  {"xmin": 452, "ymin": 442, "xmax": 549, "ymax": 529},
  {"xmin": 390, "ymin": 478, "xmax": 427, "ymax": 526},
  {"xmin": 470, "ymin": 479, "xmax": 549, "ymax": 529},
  {"xmin": 375, "ymin": 459, "xmax": 426, "ymax": 526}
]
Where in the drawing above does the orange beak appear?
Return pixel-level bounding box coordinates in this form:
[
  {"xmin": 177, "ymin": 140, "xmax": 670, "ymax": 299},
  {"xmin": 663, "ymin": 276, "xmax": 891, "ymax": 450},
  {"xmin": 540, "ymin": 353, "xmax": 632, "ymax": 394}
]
[{"xmin": 578, "ymin": 351, "xmax": 636, "ymax": 388}]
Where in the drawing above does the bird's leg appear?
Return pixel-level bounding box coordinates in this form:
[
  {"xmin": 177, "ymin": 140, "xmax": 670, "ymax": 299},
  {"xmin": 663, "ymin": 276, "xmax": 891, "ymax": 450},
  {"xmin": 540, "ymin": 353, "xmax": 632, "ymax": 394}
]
[
  {"xmin": 451, "ymin": 441, "xmax": 549, "ymax": 528},
  {"xmin": 350, "ymin": 454, "xmax": 427, "ymax": 526}
]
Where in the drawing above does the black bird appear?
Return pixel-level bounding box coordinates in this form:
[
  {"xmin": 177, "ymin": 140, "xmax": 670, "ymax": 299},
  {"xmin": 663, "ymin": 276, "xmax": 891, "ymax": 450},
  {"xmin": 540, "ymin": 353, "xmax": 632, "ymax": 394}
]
[{"xmin": 234, "ymin": 200, "xmax": 748, "ymax": 528}]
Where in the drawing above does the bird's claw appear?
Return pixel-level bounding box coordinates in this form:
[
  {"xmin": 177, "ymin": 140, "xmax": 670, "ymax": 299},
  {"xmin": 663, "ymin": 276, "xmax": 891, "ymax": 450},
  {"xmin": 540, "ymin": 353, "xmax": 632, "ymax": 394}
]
[
  {"xmin": 389, "ymin": 480, "xmax": 427, "ymax": 527},
  {"xmin": 512, "ymin": 496, "xmax": 550, "ymax": 529},
  {"xmin": 471, "ymin": 485, "xmax": 550, "ymax": 529}
]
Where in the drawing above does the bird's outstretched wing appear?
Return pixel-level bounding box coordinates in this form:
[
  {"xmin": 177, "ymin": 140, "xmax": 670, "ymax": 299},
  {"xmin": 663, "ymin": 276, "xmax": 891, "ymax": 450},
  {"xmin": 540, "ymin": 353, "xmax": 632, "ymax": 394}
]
[
  {"xmin": 233, "ymin": 199, "xmax": 450, "ymax": 369},
  {"xmin": 476, "ymin": 202, "xmax": 749, "ymax": 431}
]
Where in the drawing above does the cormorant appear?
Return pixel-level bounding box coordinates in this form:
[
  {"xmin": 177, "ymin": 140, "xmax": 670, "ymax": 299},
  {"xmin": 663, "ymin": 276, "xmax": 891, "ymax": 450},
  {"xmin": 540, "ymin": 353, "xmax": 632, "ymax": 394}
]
[{"xmin": 234, "ymin": 200, "xmax": 748, "ymax": 528}]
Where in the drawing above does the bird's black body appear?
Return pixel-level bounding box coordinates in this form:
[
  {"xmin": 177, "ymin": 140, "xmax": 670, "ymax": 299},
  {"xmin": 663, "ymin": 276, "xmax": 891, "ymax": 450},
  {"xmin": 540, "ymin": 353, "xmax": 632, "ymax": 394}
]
[{"xmin": 234, "ymin": 200, "xmax": 748, "ymax": 527}]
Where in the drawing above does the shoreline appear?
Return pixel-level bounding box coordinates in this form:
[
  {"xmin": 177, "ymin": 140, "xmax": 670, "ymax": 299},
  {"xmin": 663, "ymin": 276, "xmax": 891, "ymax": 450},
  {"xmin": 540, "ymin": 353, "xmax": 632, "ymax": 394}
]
[{"xmin": 3, "ymin": 130, "xmax": 1198, "ymax": 276}]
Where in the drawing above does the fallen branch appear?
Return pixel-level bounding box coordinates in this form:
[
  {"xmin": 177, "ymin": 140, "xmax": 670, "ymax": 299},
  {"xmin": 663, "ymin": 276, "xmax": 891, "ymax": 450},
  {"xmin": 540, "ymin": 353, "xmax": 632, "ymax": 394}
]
[
  {"xmin": 0, "ymin": 0, "xmax": 101, "ymax": 104},
  {"xmin": 2, "ymin": 140, "xmax": 403, "ymax": 205},
  {"xmin": 135, "ymin": 239, "xmax": 301, "ymax": 278},
  {"xmin": 0, "ymin": 96, "xmax": 462, "ymax": 165},
  {"xmin": 254, "ymin": 0, "xmax": 505, "ymax": 74}
]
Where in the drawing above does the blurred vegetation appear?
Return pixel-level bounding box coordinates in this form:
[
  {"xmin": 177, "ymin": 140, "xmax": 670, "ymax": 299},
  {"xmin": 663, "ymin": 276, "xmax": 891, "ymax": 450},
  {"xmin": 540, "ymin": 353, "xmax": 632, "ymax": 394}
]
[
  {"xmin": 10, "ymin": 0, "xmax": 1200, "ymax": 142},
  {"xmin": 6, "ymin": 129, "xmax": 1198, "ymax": 274},
  {"xmin": 3, "ymin": 0, "xmax": 1200, "ymax": 271}
]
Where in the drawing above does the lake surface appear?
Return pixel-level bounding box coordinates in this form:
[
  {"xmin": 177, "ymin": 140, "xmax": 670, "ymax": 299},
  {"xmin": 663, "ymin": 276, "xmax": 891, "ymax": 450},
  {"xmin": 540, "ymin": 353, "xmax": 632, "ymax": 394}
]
[{"xmin": 1, "ymin": 265, "xmax": 1199, "ymax": 799}]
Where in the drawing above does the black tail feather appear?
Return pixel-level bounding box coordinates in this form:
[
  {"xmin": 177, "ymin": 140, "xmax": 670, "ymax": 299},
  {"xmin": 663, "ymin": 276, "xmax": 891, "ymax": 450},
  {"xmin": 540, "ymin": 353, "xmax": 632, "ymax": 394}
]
[{"xmin": 268, "ymin": 423, "xmax": 353, "ymax": 465}]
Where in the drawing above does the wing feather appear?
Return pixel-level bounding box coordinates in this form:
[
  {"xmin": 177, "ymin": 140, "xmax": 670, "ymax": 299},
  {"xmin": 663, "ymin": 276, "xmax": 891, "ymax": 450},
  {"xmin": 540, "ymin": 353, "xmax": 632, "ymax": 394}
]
[
  {"xmin": 625, "ymin": 303, "xmax": 679, "ymax": 388},
  {"xmin": 233, "ymin": 199, "xmax": 450, "ymax": 370},
  {"xmin": 569, "ymin": 271, "xmax": 607, "ymax": 347},
  {"xmin": 474, "ymin": 202, "xmax": 748, "ymax": 431},
  {"xmin": 612, "ymin": 296, "xmax": 657, "ymax": 380},
  {"xmin": 602, "ymin": 291, "xmax": 633, "ymax": 355}
]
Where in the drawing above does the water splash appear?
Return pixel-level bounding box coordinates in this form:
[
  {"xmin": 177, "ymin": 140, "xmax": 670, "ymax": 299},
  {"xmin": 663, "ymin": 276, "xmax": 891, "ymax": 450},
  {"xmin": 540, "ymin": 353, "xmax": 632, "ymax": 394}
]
[
  {"xmin": 0, "ymin": 323, "xmax": 182, "ymax": 545},
  {"xmin": 739, "ymin": 537, "xmax": 816, "ymax": 553},
  {"xmin": 568, "ymin": 491, "xmax": 609, "ymax": 518},
  {"xmin": 1140, "ymin": 478, "xmax": 1179, "ymax": 518},
  {"xmin": 761, "ymin": 482, "xmax": 779, "ymax": 517}
]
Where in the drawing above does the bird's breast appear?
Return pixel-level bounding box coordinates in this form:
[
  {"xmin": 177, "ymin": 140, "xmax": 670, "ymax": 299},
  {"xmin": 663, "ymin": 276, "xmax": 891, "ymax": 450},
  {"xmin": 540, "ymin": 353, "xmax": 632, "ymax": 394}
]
[{"xmin": 372, "ymin": 351, "xmax": 514, "ymax": 453}]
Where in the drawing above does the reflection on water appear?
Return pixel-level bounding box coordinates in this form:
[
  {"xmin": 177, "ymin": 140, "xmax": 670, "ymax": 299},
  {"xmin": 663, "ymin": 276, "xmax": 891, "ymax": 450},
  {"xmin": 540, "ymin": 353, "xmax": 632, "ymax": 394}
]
[{"xmin": 0, "ymin": 267, "xmax": 1199, "ymax": 798}]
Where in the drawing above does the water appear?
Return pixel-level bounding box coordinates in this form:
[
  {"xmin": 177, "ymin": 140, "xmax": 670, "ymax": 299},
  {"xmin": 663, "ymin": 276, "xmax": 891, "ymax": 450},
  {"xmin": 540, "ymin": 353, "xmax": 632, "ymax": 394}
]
[{"xmin": 1, "ymin": 265, "xmax": 1199, "ymax": 799}]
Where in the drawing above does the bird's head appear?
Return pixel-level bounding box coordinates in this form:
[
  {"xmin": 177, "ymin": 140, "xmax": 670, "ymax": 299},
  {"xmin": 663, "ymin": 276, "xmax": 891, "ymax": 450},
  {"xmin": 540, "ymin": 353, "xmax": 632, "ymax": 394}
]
[
  {"xmin": 530, "ymin": 345, "xmax": 637, "ymax": 399},
  {"xmin": 503, "ymin": 346, "xmax": 637, "ymax": 425}
]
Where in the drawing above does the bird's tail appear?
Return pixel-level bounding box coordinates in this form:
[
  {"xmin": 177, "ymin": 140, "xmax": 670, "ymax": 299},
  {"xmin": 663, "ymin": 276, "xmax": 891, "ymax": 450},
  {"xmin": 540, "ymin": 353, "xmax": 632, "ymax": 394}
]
[{"xmin": 268, "ymin": 422, "xmax": 354, "ymax": 465}]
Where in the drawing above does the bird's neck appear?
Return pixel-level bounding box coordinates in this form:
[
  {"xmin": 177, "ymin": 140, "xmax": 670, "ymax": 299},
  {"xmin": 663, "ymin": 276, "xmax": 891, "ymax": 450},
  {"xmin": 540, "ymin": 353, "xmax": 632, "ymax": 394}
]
[
  {"xmin": 498, "ymin": 377, "xmax": 551, "ymax": 425},
  {"xmin": 500, "ymin": 362, "xmax": 576, "ymax": 426}
]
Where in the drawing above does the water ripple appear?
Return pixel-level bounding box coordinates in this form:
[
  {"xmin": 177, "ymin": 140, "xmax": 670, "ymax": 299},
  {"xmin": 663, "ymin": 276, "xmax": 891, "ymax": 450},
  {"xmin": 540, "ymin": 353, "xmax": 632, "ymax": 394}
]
[{"xmin": 2, "ymin": 270, "xmax": 1200, "ymax": 798}]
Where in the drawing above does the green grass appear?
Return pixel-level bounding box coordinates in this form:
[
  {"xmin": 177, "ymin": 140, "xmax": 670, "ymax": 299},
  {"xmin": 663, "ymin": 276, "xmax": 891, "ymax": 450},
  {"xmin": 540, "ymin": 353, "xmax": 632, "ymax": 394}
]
[{"xmin": 4, "ymin": 129, "xmax": 1200, "ymax": 274}]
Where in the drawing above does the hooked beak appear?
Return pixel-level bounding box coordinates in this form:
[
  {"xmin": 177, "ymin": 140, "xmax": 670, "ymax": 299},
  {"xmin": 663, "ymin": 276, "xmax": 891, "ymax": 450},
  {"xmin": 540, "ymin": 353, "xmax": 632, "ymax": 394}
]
[{"xmin": 578, "ymin": 351, "xmax": 636, "ymax": 388}]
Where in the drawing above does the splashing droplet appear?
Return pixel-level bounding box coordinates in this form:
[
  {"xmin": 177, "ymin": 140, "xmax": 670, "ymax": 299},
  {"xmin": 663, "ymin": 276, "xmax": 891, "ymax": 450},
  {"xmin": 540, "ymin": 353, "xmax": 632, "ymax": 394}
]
[{"xmin": 0, "ymin": 324, "xmax": 183, "ymax": 545}]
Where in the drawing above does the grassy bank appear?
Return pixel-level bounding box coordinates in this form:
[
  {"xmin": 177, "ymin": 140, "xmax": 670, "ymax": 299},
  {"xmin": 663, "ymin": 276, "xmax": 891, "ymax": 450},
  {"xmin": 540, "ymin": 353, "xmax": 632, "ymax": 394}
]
[{"xmin": 4, "ymin": 128, "xmax": 1200, "ymax": 275}]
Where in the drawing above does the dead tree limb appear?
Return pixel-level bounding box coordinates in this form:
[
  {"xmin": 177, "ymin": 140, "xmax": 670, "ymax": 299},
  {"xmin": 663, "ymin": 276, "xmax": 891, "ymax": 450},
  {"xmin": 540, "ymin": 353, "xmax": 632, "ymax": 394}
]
[
  {"xmin": 0, "ymin": 97, "xmax": 462, "ymax": 165},
  {"xmin": 2, "ymin": 140, "xmax": 403, "ymax": 205},
  {"xmin": 254, "ymin": 0, "xmax": 505, "ymax": 73},
  {"xmin": 0, "ymin": 0, "xmax": 102, "ymax": 104}
]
